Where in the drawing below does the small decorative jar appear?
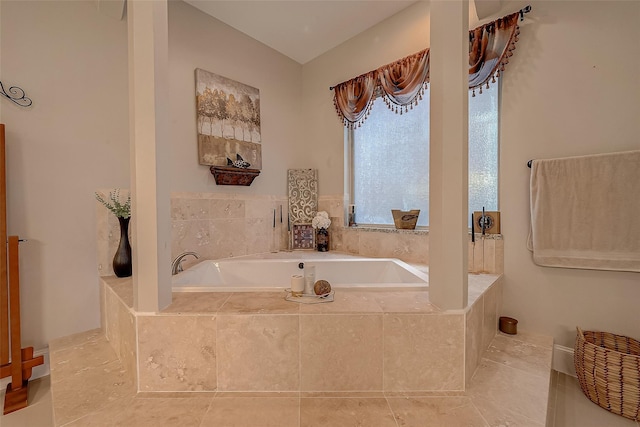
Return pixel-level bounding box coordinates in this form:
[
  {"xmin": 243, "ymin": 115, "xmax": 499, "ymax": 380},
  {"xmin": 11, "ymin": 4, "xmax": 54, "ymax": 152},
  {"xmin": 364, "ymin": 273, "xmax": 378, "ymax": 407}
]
[{"xmin": 316, "ymin": 228, "xmax": 329, "ymax": 252}]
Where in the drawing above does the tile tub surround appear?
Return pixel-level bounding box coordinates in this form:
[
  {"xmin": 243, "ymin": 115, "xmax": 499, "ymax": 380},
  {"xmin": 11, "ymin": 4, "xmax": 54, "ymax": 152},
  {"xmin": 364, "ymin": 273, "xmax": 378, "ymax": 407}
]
[
  {"xmin": 319, "ymin": 195, "xmax": 503, "ymax": 273},
  {"xmin": 97, "ymin": 192, "xmax": 503, "ymax": 275},
  {"xmin": 100, "ymin": 270, "xmax": 503, "ymax": 394},
  {"xmin": 96, "ymin": 192, "xmax": 292, "ymax": 276},
  {"xmin": 49, "ymin": 319, "xmax": 553, "ymax": 426}
]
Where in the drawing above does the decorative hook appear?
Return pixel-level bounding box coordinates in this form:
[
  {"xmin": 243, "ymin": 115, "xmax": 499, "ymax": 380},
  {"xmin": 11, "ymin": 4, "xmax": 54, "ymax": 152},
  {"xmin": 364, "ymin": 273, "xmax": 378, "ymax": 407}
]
[{"xmin": 0, "ymin": 80, "xmax": 33, "ymax": 107}]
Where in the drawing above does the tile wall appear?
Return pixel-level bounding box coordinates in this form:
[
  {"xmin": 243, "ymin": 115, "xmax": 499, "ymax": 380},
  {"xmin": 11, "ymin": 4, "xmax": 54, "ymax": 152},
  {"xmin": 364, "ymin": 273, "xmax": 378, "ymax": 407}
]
[
  {"xmin": 97, "ymin": 192, "xmax": 502, "ymax": 275},
  {"xmin": 100, "ymin": 273, "xmax": 503, "ymax": 394},
  {"xmin": 465, "ymin": 276, "xmax": 503, "ymax": 384}
]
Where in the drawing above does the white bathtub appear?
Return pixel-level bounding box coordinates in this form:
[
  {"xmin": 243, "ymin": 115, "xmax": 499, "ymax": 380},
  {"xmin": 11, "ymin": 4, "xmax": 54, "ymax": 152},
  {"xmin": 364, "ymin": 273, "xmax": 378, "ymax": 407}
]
[{"xmin": 171, "ymin": 253, "xmax": 429, "ymax": 292}]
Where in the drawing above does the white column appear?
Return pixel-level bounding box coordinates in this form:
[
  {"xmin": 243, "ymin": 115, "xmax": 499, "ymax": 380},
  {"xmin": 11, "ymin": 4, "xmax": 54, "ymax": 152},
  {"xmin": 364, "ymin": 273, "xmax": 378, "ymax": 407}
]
[
  {"xmin": 127, "ymin": 0, "xmax": 172, "ymax": 312},
  {"xmin": 429, "ymin": 0, "xmax": 469, "ymax": 310}
]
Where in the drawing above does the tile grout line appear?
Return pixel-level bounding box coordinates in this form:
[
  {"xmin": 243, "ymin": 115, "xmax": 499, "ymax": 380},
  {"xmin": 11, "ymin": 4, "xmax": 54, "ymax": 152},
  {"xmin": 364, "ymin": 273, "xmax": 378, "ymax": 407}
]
[
  {"xmin": 383, "ymin": 394, "xmax": 401, "ymax": 427},
  {"xmin": 298, "ymin": 313, "xmax": 302, "ymax": 427},
  {"xmin": 212, "ymin": 292, "xmax": 230, "ymax": 395},
  {"xmin": 382, "ymin": 311, "xmax": 386, "ymax": 394},
  {"xmin": 197, "ymin": 393, "xmax": 217, "ymax": 427},
  {"xmin": 479, "ymin": 355, "xmax": 550, "ymax": 380},
  {"xmin": 468, "ymin": 398, "xmax": 492, "ymax": 427},
  {"xmin": 134, "ymin": 311, "xmax": 140, "ymax": 394},
  {"xmin": 215, "ymin": 310, "xmax": 220, "ymax": 395},
  {"xmin": 551, "ymin": 370, "xmax": 559, "ymax": 427}
]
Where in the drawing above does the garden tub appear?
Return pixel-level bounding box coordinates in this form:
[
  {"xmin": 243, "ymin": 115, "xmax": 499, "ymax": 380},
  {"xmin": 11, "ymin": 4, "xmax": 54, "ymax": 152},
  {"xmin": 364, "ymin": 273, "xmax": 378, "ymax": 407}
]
[{"xmin": 171, "ymin": 253, "xmax": 428, "ymax": 292}]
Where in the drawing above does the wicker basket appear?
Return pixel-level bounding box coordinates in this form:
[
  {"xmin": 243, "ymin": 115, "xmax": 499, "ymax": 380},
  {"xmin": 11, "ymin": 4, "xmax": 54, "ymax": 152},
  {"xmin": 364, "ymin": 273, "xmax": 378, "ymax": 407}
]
[{"xmin": 574, "ymin": 327, "xmax": 640, "ymax": 420}]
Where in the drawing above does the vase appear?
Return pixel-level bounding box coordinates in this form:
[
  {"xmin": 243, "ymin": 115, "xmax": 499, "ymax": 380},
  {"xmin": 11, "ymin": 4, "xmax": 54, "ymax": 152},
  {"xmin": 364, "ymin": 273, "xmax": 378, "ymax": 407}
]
[
  {"xmin": 316, "ymin": 228, "xmax": 329, "ymax": 252},
  {"xmin": 113, "ymin": 216, "xmax": 132, "ymax": 277}
]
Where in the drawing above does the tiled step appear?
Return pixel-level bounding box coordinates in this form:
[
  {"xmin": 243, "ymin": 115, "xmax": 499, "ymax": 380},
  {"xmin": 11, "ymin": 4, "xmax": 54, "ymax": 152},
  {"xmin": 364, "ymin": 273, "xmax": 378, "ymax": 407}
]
[
  {"xmin": 467, "ymin": 331, "xmax": 554, "ymax": 426},
  {"xmin": 49, "ymin": 327, "xmax": 553, "ymax": 426}
]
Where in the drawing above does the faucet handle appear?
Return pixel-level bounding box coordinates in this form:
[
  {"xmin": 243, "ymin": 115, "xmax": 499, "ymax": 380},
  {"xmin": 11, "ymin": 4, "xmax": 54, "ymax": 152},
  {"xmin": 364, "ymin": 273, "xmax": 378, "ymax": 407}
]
[{"xmin": 171, "ymin": 251, "xmax": 200, "ymax": 275}]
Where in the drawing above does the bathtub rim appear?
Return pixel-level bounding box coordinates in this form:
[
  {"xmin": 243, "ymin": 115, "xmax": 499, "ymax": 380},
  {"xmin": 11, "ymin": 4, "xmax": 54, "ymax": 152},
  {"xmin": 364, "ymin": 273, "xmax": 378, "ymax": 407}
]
[{"xmin": 171, "ymin": 252, "xmax": 429, "ymax": 292}]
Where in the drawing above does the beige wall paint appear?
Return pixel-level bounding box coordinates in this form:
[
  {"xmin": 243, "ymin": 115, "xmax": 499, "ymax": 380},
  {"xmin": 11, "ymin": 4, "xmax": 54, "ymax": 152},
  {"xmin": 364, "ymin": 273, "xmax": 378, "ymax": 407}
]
[
  {"xmin": 0, "ymin": 0, "xmax": 303, "ymax": 349},
  {"xmin": 499, "ymin": 1, "xmax": 640, "ymax": 347},
  {"xmin": 0, "ymin": 1, "xmax": 130, "ymax": 350},
  {"xmin": 2, "ymin": 0, "xmax": 638, "ymax": 353},
  {"xmin": 168, "ymin": 0, "xmax": 303, "ymax": 194},
  {"xmin": 303, "ymin": 0, "xmax": 640, "ymax": 347},
  {"xmin": 301, "ymin": 1, "xmax": 431, "ymax": 195}
]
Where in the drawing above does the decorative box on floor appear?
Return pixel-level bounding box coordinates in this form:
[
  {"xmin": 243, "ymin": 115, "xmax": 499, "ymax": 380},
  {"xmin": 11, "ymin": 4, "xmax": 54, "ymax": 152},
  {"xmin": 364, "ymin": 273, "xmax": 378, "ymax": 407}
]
[{"xmin": 574, "ymin": 327, "xmax": 640, "ymax": 421}]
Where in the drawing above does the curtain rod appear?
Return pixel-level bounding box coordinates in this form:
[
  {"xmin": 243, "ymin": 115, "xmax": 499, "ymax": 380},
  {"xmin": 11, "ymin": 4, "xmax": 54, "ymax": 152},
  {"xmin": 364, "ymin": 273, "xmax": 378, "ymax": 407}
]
[
  {"xmin": 519, "ymin": 5, "xmax": 532, "ymax": 21},
  {"xmin": 329, "ymin": 4, "xmax": 532, "ymax": 91}
]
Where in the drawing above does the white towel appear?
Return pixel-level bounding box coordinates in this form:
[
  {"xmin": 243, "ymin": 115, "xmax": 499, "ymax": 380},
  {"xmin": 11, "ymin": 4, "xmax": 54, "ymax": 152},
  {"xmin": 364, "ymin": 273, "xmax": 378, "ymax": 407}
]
[{"xmin": 527, "ymin": 150, "xmax": 640, "ymax": 272}]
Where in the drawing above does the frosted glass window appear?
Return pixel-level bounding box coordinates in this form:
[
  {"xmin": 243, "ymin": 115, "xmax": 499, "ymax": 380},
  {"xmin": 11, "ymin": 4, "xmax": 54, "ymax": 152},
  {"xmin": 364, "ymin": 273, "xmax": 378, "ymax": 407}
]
[
  {"xmin": 353, "ymin": 95, "xmax": 430, "ymax": 226},
  {"xmin": 468, "ymin": 84, "xmax": 499, "ymax": 224},
  {"xmin": 351, "ymin": 84, "xmax": 498, "ymax": 227}
]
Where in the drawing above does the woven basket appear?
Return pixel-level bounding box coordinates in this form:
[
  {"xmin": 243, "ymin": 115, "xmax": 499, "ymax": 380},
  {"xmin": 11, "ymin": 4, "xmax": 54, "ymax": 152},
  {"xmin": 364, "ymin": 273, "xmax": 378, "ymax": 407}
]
[{"xmin": 574, "ymin": 327, "xmax": 640, "ymax": 420}]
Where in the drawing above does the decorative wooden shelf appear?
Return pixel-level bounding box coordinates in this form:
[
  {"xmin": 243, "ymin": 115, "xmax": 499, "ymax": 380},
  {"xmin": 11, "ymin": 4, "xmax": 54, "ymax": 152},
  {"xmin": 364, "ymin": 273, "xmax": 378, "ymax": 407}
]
[{"xmin": 210, "ymin": 166, "xmax": 260, "ymax": 186}]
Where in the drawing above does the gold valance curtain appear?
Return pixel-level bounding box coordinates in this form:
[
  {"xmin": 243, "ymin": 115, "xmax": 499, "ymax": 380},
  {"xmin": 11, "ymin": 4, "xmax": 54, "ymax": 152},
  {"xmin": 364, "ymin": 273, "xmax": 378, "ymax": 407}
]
[
  {"xmin": 333, "ymin": 11, "xmax": 521, "ymax": 128},
  {"xmin": 333, "ymin": 49, "xmax": 429, "ymax": 129},
  {"xmin": 469, "ymin": 12, "xmax": 520, "ymax": 95}
]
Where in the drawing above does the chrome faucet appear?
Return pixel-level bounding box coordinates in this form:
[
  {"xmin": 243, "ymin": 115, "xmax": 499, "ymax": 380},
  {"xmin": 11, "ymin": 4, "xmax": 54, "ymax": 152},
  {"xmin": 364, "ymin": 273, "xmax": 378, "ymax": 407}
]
[{"xmin": 171, "ymin": 251, "xmax": 200, "ymax": 275}]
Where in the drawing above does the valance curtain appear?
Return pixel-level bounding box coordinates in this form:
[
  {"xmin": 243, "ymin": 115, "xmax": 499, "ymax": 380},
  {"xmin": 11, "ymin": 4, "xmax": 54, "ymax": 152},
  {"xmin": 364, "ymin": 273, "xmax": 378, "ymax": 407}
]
[
  {"xmin": 333, "ymin": 11, "xmax": 521, "ymax": 128},
  {"xmin": 333, "ymin": 49, "xmax": 429, "ymax": 129},
  {"xmin": 469, "ymin": 12, "xmax": 520, "ymax": 95}
]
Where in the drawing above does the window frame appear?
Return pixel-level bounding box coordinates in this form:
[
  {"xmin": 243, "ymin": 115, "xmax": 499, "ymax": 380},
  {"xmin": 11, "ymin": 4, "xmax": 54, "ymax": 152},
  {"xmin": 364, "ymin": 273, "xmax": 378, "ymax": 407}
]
[{"xmin": 345, "ymin": 82, "xmax": 501, "ymax": 231}]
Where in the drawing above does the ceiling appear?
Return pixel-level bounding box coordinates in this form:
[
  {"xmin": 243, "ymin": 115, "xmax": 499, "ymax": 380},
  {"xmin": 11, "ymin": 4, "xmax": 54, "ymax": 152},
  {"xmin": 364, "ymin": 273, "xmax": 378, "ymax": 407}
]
[{"xmin": 184, "ymin": 1, "xmax": 419, "ymax": 64}]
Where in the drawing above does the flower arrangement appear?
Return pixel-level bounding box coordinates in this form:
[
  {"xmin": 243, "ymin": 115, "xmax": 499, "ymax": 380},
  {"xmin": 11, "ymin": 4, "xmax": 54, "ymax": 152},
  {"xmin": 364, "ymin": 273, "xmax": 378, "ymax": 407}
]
[
  {"xmin": 95, "ymin": 189, "xmax": 131, "ymax": 219},
  {"xmin": 312, "ymin": 211, "xmax": 331, "ymax": 230}
]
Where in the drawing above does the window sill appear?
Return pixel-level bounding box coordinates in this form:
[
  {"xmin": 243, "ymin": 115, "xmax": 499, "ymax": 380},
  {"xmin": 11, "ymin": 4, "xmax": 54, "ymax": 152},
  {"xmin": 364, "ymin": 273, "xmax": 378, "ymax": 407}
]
[
  {"xmin": 343, "ymin": 225, "xmax": 428, "ymax": 235},
  {"xmin": 343, "ymin": 225, "xmax": 503, "ymax": 239}
]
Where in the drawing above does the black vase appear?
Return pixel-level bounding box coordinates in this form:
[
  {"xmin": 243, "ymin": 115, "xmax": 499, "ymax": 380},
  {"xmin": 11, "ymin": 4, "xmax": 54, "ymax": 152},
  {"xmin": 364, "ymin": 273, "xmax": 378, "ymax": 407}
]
[
  {"xmin": 113, "ymin": 216, "xmax": 132, "ymax": 277},
  {"xmin": 316, "ymin": 228, "xmax": 329, "ymax": 252}
]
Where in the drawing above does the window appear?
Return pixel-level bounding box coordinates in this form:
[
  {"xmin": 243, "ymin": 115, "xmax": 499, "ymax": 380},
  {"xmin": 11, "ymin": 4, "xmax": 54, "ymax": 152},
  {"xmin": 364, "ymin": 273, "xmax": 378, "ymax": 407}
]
[
  {"xmin": 468, "ymin": 84, "xmax": 499, "ymax": 222},
  {"xmin": 349, "ymin": 84, "xmax": 499, "ymax": 227}
]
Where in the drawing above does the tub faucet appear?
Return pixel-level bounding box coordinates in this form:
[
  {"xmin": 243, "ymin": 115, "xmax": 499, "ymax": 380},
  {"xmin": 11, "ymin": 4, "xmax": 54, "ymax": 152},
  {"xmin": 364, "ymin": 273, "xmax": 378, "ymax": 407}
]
[{"xmin": 171, "ymin": 251, "xmax": 200, "ymax": 275}]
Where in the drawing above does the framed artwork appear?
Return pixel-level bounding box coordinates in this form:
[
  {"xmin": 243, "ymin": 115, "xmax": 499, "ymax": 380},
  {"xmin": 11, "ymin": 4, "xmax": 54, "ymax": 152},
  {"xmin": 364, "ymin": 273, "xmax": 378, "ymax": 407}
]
[{"xmin": 195, "ymin": 68, "xmax": 262, "ymax": 170}]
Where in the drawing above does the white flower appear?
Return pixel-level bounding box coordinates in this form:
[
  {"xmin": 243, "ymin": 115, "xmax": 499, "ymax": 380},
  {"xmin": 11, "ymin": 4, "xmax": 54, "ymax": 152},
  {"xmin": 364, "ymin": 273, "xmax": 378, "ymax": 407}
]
[{"xmin": 312, "ymin": 211, "xmax": 331, "ymax": 229}]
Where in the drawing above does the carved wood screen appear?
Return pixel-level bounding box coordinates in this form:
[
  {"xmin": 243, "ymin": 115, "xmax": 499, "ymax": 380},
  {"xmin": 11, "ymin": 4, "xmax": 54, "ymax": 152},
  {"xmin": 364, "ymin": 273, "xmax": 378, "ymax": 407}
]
[{"xmin": 287, "ymin": 169, "xmax": 318, "ymax": 250}]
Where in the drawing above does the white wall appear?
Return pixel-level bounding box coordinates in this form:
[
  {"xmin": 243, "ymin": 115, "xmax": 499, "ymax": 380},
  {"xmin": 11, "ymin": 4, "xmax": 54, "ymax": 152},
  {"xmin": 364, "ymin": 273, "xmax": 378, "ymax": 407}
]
[
  {"xmin": 2, "ymin": 0, "xmax": 638, "ymax": 353},
  {"xmin": 0, "ymin": 0, "xmax": 304, "ymax": 350},
  {"xmin": 304, "ymin": 0, "xmax": 640, "ymax": 347},
  {"xmin": 499, "ymin": 0, "xmax": 640, "ymax": 347},
  {"xmin": 0, "ymin": 1, "xmax": 130, "ymax": 350},
  {"xmin": 301, "ymin": 1, "xmax": 431, "ymax": 195},
  {"xmin": 168, "ymin": 1, "xmax": 303, "ymax": 194}
]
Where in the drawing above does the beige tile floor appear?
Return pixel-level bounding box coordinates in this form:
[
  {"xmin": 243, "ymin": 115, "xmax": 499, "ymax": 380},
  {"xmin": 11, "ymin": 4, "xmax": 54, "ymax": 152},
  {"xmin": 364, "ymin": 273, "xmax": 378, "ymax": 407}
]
[{"xmin": 2, "ymin": 372, "xmax": 639, "ymax": 426}]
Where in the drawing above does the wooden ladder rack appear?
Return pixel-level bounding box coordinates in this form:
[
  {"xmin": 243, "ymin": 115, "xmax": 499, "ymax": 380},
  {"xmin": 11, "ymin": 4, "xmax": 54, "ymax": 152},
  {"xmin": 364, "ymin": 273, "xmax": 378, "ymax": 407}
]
[{"xmin": 0, "ymin": 124, "xmax": 43, "ymax": 414}]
